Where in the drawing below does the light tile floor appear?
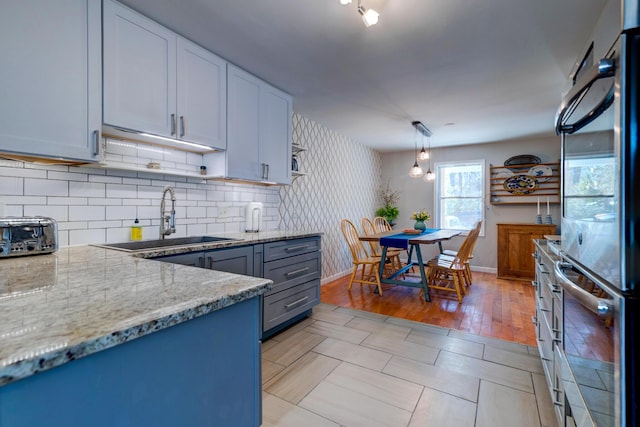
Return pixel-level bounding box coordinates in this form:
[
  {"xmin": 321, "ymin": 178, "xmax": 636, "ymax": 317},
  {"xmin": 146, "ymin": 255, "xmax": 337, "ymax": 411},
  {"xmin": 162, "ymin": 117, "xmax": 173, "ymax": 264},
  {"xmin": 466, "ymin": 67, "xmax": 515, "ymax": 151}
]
[{"xmin": 262, "ymin": 303, "xmax": 557, "ymax": 427}]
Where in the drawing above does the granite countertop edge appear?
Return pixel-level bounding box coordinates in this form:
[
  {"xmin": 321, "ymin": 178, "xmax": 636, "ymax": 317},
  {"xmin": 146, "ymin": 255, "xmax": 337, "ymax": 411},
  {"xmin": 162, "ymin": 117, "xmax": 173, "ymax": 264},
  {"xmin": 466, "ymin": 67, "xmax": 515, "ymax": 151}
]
[
  {"xmin": 0, "ymin": 282, "xmax": 271, "ymax": 387},
  {"xmin": 0, "ymin": 230, "xmax": 321, "ymax": 387}
]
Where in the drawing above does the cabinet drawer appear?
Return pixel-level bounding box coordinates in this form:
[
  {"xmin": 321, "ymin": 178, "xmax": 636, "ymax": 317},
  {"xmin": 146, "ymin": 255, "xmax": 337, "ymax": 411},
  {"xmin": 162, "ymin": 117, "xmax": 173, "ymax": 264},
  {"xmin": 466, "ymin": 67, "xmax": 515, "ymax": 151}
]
[
  {"xmin": 264, "ymin": 251, "xmax": 320, "ymax": 296},
  {"xmin": 263, "ymin": 280, "xmax": 319, "ymax": 333},
  {"xmin": 263, "ymin": 237, "xmax": 320, "ymax": 262}
]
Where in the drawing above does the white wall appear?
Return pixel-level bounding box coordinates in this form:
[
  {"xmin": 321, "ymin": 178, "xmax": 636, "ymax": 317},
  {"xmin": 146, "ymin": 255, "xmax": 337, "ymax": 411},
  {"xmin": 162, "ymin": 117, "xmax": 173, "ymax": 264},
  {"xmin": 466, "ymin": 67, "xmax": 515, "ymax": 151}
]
[{"xmin": 380, "ymin": 135, "xmax": 561, "ymax": 271}]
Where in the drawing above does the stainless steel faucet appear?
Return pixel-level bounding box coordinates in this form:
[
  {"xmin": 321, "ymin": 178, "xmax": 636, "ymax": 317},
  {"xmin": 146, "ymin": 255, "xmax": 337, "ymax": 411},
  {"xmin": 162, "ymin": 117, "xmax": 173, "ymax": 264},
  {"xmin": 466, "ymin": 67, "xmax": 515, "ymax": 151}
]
[{"xmin": 160, "ymin": 186, "xmax": 176, "ymax": 239}]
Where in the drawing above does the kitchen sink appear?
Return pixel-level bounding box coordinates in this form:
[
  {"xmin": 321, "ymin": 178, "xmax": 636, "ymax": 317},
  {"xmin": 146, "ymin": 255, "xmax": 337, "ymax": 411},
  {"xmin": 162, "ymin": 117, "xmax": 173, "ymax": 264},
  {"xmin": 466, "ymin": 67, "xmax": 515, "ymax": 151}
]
[{"xmin": 94, "ymin": 236, "xmax": 237, "ymax": 252}]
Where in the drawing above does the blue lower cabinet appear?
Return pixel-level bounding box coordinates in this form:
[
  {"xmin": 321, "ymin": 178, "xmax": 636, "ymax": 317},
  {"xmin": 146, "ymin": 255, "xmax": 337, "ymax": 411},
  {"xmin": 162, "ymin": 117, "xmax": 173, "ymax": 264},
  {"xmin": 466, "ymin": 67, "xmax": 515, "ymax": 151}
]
[{"xmin": 0, "ymin": 297, "xmax": 261, "ymax": 427}]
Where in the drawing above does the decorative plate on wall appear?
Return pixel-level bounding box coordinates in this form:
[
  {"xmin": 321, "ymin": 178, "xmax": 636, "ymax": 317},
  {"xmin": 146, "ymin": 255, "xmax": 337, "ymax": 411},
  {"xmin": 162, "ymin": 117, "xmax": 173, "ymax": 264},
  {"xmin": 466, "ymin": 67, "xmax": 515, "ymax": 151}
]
[
  {"xmin": 504, "ymin": 154, "xmax": 541, "ymax": 172},
  {"xmin": 503, "ymin": 175, "xmax": 538, "ymax": 194},
  {"xmin": 527, "ymin": 165, "xmax": 553, "ymax": 182}
]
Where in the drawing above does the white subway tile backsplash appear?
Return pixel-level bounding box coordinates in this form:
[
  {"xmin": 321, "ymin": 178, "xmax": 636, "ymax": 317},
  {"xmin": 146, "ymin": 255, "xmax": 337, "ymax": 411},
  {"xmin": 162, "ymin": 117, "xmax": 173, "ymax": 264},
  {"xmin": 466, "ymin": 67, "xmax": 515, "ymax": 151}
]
[
  {"xmin": 48, "ymin": 171, "xmax": 88, "ymax": 182},
  {"xmin": 186, "ymin": 189, "xmax": 207, "ymax": 201},
  {"xmin": 0, "ymin": 166, "xmax": 46, "ymax": 178},
  {"xmin": 88, "ymin": 198, "xmax": 123, "ymax": 206},
  {"xmin": 106, "ymin": 206, "xmax": 137, "ymax": 221},
  {"xmin": 0, "ymin": 177, "xmax": 23, "ymax": 195},
  {"xmin": 46, "ymin": 197, "xmax": 88, "ymax": 206},
  {"xmin": 24, "ymin": 205, "xmax": 68, "ymax": 221},
  {"xmin": 186, "ymin": 223, "xmax": 207, "ymax": 236},
  {"xmin": 69, "ymin": 181, "xmax": 106, "ymax": 197},
  {"xmin": 24, "ymin": 178, "xmax": 68, "ymax": 197},
  {"xmin": 106, "ymin": 184, "xmax": 138, "ymax": 199},
  {"xmin": 88, "ymin": 174, "xmax": 122, "ymax": 184},
  {"xmin": 58, "ymin": 221, "xmax": 88, "ymax": 231},
  {"xmin": 69, "ymin": 228, "xmax": 106, "ymax": 246},
  {"xmin": 69, "ymin": 206, "xmax": 106, "ymax": 221},
  {"xmin": 186, "ymin": 206, "xmax": 207, "ymax": 218}
]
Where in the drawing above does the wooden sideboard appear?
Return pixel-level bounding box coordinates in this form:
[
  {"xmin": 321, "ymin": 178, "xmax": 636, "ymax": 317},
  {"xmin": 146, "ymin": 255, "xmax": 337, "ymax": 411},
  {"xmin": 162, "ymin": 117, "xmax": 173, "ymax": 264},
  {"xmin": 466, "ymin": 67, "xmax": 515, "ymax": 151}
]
[{"xmin": 497, "ymin": 223, "xmax": 557, "ymax": 280}]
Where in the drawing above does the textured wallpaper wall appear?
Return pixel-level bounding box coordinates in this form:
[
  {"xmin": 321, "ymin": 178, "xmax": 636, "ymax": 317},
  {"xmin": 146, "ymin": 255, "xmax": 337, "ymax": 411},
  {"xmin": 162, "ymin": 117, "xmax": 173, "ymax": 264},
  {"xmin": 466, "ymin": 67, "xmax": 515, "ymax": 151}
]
[{"xmin": 281, "ymin": 114, "xmax": 382, "ymax": 281}]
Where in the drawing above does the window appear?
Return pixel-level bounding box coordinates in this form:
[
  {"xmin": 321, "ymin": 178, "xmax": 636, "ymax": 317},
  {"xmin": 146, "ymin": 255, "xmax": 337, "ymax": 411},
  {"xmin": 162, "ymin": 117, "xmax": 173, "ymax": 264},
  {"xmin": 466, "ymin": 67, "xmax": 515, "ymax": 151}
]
[{"xmin": 435, "ymin": 160, "xmax": 484, "ymax": 233}]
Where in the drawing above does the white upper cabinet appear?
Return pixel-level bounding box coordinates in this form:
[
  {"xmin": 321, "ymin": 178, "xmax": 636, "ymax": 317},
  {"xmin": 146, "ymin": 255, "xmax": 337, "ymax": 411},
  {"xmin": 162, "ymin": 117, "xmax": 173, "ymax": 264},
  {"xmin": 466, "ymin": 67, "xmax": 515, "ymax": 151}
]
[
  {"xmin": 0, "ymin": 0, "xmax": 102, "ymax": 162},
  {"xmin": 103, "ymin": 0, "xmax": 226, "ymax": 150},
  {"xmin": 225, "ymin": 65, "xmax": 292, "ymax": 184}
]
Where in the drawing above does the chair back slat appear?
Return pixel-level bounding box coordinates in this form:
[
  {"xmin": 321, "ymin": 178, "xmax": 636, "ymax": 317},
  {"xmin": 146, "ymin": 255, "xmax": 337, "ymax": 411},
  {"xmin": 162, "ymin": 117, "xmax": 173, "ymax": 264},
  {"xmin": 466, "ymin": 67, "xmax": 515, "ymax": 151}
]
[
  {"xmin": 361, "ymin": 217, "xmax": 381, "ymax": 257},
  {"xmin": 341, "ymin": 219, "xmax": 369, "ymax": 261},
  {"xmin": 449, "ymin": 220, "xmax": 481, "ymax": 269},
  {"xmin": 373, "ymin": 216, "xmax": 392, "ymax": 233}
]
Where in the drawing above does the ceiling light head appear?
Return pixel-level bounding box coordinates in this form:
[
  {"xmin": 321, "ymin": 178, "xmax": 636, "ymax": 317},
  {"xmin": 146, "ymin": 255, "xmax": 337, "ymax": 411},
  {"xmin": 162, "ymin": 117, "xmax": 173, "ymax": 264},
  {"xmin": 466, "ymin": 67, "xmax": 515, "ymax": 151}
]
[
  {"xmin": 418, "ymin": 147, "xmax": 430, "ymax": 161},
  {"xmin": 423, "ymin": 169, "xmax": 435, "ymax": 182},
  {"xmin": 338, "ymin": 0, "xmax": 352, "ymax": 5},
  {"xmin": 409, "ymin": 160, "xmax": 424, "ymax": 178},
  {"xmin": 358, "ymin": 5, "xmax": 379, "ymax": 27}
]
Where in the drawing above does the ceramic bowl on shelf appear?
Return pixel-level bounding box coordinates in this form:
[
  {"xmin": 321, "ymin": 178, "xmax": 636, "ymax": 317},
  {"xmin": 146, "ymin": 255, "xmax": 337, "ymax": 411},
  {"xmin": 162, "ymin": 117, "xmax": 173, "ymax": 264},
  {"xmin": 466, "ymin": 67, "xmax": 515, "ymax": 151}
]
[
  {"xmin": 528, "ymin": 165, "xmax": 553, "ymax": 182},
  {"xmin": 503, "ymin": 175, "xmax": 538, "ymax": 194}
]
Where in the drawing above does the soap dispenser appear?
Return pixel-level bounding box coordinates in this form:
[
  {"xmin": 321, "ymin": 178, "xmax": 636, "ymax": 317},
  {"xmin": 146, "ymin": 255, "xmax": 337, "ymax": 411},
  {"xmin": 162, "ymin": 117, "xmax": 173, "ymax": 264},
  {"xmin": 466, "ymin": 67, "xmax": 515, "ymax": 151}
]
[{"xmin": 131, "ymin": 218, "xmax": 142, "ymax": 241}]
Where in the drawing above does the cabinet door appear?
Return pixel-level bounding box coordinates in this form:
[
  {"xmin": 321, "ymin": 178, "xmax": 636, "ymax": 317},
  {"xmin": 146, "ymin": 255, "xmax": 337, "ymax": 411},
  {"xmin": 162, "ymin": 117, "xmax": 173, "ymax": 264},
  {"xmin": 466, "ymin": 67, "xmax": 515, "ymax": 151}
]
[
  {"xmin": 103, "ymin": 0, "xmax": 176, "ymax": 138},
  {"xmin": 497, "ymin": 224, "xmax": 556, "ymax": 280},
  {"xmin": 155, "ymin": 251, "xmax": 204, "ymax": 267},
  {"xmin": 0, "ymin": 0, "xmax": 101, "ymax": 161},
  {"xmin": 226, "ymin": 65, "xmax": 260, "ymax": 181},
  {"xmin": 205, "ymin": 246, "xmax": 254, "ymax": 276},
  {"xmin": 177, "ymin": 37, "xmax": 227, "ymax": 150},
  {"xmin": 260, "ymin": 85, "xmax": 292, "ymax": 184}
]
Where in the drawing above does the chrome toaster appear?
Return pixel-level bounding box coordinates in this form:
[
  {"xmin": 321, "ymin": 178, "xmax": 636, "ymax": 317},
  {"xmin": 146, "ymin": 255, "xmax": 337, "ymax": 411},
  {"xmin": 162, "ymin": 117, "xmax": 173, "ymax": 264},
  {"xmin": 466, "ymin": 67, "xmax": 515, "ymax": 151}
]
[{"xmin": 0, "ymin": 217, "xmax": 58, "ymax": 257}]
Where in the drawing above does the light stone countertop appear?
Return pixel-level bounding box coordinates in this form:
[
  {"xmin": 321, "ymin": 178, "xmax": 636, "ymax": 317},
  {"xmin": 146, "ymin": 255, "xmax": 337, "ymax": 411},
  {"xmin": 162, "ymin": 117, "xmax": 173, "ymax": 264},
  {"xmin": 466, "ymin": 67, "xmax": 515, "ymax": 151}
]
[{"xmin": 0, "ymin": 230, "xmax": 321, "ymax": 386}]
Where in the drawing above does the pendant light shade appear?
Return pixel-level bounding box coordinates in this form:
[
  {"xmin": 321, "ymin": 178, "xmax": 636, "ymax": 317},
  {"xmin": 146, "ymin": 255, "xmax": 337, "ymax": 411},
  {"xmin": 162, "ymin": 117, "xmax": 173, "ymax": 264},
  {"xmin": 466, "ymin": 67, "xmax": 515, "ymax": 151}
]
[
  {"xmin": 409, "ymin": 160, "xmax": 424, "ymax": 178},
  {"xmin": 423, "ymin": 169, "xmax": 435, "ymax": 181},
  {"xmin": 418, "ymin": 146, "xmax": 429, "ymax": 161}
]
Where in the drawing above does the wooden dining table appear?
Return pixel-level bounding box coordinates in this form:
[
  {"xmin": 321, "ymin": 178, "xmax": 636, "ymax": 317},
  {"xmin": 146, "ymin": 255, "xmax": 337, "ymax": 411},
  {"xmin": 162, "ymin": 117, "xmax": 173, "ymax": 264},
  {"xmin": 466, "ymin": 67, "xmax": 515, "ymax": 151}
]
[{"xmin": 359, "ymin": 229, "xmax": 461, "ymax": 301}]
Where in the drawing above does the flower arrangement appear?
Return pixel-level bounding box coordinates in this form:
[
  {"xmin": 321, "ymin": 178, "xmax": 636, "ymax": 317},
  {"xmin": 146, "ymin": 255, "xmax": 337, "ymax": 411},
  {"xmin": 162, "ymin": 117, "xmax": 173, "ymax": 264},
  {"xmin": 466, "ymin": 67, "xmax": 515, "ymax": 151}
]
[
  {"xmin": 411, "ymin": 210, "xmax": 431, "ymax": 222},
  {"xmin": 376, "ymin": 180, "xmax": 401, "ymax": 224}
]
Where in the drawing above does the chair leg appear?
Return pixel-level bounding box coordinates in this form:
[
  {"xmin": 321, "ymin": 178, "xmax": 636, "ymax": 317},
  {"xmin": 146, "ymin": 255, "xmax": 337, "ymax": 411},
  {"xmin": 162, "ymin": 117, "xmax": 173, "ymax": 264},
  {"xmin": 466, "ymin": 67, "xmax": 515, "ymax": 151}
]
[
  {"xmin": 453, "ymin": 271, "xmax": 464, "ymax": 303},
  {"xmin": 464, "ymin": 263, "xmax": 472, "ymax": 286},
  {"xmin": 347, "ymin": 265, "xmax": 358, "ymax": 290},
  {"xmin": 373, "ymin": 262, "xmax": 383, "ymax": 295}
]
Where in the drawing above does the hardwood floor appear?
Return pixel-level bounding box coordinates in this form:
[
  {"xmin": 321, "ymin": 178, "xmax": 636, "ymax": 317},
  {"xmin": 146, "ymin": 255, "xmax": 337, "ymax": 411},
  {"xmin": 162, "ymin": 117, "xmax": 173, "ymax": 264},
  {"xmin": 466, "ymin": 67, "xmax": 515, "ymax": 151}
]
[{"xmin": 321, "ymin": 271, "xmax": 537, "ymax": 347}]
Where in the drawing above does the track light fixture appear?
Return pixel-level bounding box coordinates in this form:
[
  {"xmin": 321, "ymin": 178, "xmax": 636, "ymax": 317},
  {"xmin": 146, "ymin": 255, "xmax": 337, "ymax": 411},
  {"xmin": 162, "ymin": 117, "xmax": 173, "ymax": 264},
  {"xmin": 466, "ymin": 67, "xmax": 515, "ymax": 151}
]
[{"xmin": 338, "ymin": 0, "xmax": 379, "ymax": 27}]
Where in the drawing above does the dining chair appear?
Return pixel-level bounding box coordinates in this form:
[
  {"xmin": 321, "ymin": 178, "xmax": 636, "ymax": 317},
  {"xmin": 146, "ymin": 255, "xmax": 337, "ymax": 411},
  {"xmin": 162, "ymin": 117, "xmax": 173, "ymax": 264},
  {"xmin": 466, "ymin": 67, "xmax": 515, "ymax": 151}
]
[
  {"xmin": 425, "ymin": 224, "xmax": 479, "ymax": 303},
  {"xmin": 441, "ymin": 220, "xmax": 482, "ymax": 286},
  {"xmin": 361, "ymin": 217, "xmax": 404, "ymax": 272},
  {"xmin": 373, "ymin": 216, "xmax": 392, "ymax": 233},
  {"xmin": 340, "ymin": 219, "xmax": 383, "ymax": 295}
]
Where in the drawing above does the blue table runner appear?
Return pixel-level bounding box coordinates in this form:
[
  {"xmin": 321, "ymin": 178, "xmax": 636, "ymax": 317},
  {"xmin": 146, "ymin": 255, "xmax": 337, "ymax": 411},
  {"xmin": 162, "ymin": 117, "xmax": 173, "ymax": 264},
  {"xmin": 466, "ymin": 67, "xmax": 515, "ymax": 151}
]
[{"xmin": 379, "ymin": 228, "xmax": 440, "ymax": 250}]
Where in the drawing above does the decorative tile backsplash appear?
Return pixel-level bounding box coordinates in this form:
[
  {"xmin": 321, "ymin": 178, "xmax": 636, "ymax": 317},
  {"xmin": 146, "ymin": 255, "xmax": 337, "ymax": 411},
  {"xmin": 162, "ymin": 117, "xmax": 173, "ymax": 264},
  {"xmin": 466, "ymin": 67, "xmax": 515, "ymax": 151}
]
[{"xmin": 0, "ymin": 113, "xmax": 381, "ymax": 281}]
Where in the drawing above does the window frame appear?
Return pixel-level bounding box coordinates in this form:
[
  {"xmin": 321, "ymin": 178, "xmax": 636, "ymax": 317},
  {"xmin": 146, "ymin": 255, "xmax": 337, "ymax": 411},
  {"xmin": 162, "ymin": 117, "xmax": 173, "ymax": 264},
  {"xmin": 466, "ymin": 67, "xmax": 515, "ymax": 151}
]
[{"xmin": 434, "ymin": 159, "xmax": 485, "ymax": 236}]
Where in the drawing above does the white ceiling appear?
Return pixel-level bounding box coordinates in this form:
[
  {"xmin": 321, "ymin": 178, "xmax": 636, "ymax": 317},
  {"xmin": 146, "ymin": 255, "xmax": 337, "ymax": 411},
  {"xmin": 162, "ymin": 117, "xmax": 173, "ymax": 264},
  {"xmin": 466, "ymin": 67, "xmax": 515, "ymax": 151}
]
[{"xmin": 118, "ymin": 0, "xmax": 608, "ymax": 151}]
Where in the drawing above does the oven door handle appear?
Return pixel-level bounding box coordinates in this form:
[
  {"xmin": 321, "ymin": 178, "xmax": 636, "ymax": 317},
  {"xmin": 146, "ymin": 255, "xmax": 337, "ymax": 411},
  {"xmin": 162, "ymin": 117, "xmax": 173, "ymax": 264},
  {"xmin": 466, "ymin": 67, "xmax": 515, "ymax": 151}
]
[
  {"xmin": 555, "ymin": 58, "xmax": 616, "ymax": 135},
  {"xmin": 554, "ymin": 261, "xmax": 613, "ymax": 318}
]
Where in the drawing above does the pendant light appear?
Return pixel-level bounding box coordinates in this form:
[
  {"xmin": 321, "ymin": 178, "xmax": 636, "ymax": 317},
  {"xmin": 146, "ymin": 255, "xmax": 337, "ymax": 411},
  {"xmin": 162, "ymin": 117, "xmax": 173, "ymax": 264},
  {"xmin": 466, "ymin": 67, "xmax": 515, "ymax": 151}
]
[
  {"xmin": 418, "ymin": 133, "xmax": 429, "ymax": 161},
  {"xmin": 409, "ymin": 127, "xmax": 424, "ymax": 178},
  {"xmin": 423, "ymin": 134, "xmax": 435, "ymax": 182},
  {"xmin": 338, "ymin": 0, "xmax": 379, "ymax": 27}
]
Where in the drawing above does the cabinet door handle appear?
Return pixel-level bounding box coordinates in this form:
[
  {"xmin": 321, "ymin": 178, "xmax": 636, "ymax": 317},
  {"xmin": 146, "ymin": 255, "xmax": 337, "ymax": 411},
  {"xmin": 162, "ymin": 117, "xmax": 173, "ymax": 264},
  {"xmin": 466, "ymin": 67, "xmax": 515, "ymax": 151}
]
[
  {"xmin": 198, "ymin": 256, "xmax": 205, "ymax": 268},
  {"xmin": 284, "ymin": 245, "xmax": 308, "ymax": 253},
  {"xmin": 265, "ymin": 163, "xmax": 269, "ymax": 179},
  {"xmin": 93, "ymin": 129, "xmax": 101, "ymax": 156},
  {"xmin": 171, "ymin": 113, "xmax": 177, "ymax": 136},
  {"xmin": 180, "ymin": 115, "xmax": 185, "ymax": 138},
  {"xmin": 285, "ymin": 296, "xmax": 309, "ymax": 311},
  {"xmin": 285, "ymin": 267, "xmax": 309, "ymax": 279}
]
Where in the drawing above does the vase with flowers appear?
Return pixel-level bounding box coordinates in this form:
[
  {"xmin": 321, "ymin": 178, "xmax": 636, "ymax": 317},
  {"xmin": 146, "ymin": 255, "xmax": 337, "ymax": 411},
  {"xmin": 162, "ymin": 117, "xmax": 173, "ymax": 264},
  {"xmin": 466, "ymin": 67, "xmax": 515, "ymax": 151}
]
[{"xmin": 411, "ymin": 209, "xmax": 431, "ymax": 231}]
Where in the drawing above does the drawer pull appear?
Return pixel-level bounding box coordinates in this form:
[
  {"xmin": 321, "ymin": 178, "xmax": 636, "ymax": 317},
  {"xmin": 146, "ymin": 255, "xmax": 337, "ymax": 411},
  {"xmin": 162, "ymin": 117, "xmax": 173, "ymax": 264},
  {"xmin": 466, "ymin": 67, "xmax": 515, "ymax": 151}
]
[
  {"xmin": 284, "ymin": 245, "xmax": 309, "ymax": 253},
  {"xmin": 285, "ymin": 296, "xmax": 309, "ymax": 311},
  {"xmin": 540, "ymin": 308, "xmax": 551, "ymax": 313},
  {"xmin": 285, "ymin": 267, "xmax": 310, "ymax": 278}
]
